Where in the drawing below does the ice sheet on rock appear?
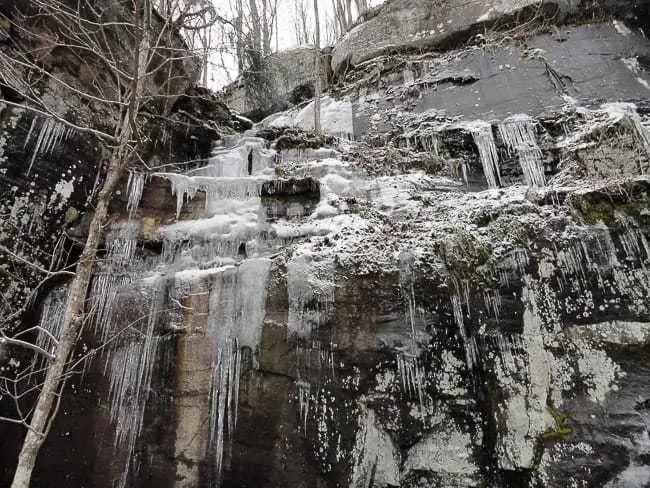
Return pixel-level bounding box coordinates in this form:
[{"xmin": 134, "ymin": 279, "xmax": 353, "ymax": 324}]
[
  {"xmin": 403, "ymin": 429, "xmax": 478, "ymax": 478},
  {"xmin": 498, "ymin": 114, "xmax": 545, "ymax": 187},
  {"xmin": 157, "ymin": 203, "xmax": 262, "ymax": 242},
  {"xmin": 277, "ymin": 147, "xmax": 341, "ymax": 164},
  {"xmin": 350, "ymin": 406, "xmax": 401, "ymax": 488},
  {"xmin": 366, "ymin": 172, "xmax": 460, "ymax": 217},
  {"xmin": 287, "ymin": 253, "xmax": 336, "ymax": 339},
  {"xmin": 264, "ymin": 95, "xmax": 355, "ymax": 139},
  {"xmin": 193, "ymin": 139, "xmax": 275, "ymax": 177}
]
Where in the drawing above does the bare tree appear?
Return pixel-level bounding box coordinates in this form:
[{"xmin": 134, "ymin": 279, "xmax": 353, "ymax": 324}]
[
  {"xmin": 332, "ymin": 0, "xmax": 353, "ymax": 36},
  {"xmin": 313, "ymin": 0, "xmax": 321, "ymax": 134},
  {"xmin": 292, "ymin": 0, "xmax": 313, "ymax": 46},
  {"xmin": 0, "ymin": 1, "xmax": 216, "ymax": 486},
  {"xmin": 225, "ymin": 0, "xmax": 279, "ymax": 75}
]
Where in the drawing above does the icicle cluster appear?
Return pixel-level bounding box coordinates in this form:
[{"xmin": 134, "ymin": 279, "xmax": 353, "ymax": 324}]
[
  {"xmin": 498, "ymin": 114, "xmax": 545, "ymax": 187},
  {"xmin": 396, "ymin": 353, "xmax": 425, "ymax": 408},
  {"xmin": 24, "ymin": 116, "xmax": 72, "ymax": 174},
  {"xmin": 451, "ymin": 287, "xmax": 479, "ymax": 371},
  {"xmin": 31, "ymin": 285, "xmax": 68, "ymax": 370},
  {"xmin": 468, "ymin": 122, "xmax": 501, "ymax": 188},
  {"xmin": 105, "ymin": 220, "xmax": 141, "ymax": 267},
  {"xmin": 126, "ymin": 172, "xmax": 146, "ymax": 219},
  {"xmin": 106, "ymin": 277, "xmax": 165, "ymax": 488},
  {"xmin": 157, "ymin": 173, "xmax": 265, "ymax": 218}
]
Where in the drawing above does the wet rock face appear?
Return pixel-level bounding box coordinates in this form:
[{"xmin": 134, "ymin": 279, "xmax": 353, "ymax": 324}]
[
  {"xmin": 331, "ymin": 0, "xmax": 650, "ymax": 75},
  {"xmin": 347, "ymin": 22, "xmax": 650, "ymax": 139},
  {"xmin": 0, "ymin": 104, "xmax": 102, "ymax": 327},
  {"xmin": 3, "ymin": 2, "xmax": 650, "ymax": 488}
]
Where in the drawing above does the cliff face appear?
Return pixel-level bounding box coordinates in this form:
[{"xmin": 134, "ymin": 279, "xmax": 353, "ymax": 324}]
[
  {"xmin": 2, "ymin": 0, "xmax": 650, "ymax": 487},
  {"xmin": 0, "ymin": 3, "xmax": 234, "ymax": 485}
]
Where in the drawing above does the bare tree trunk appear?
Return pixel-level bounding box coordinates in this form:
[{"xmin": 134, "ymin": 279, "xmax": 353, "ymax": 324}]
[
  {"xmin": 354, "ymin": 0, "xmax": 368, "ymax": 14},
  {"xmin": 249, "ymin": 0, "xmax": 261, "ymax": 57},
  {"xmin": 233, "ymin": 0, "xmax": 245, "ymax": 72},
  {"xmin": 313, "ymin": 0, "xmax": 321, "ymax": 134},
  {"xmin": 332, "ymin": 0, "xmax": 353, "ymax": 36},
  {"xmin": 10, "ymin": 153, "xmax": 124, "ymax": 488},
  {"xmin": 274, "ymin": 3, "xmax": 278, "ymax": 52}
]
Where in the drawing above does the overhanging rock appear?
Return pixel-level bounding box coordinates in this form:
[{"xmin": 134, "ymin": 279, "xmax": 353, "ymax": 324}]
[{"xmin": 331, "ymin": 0, "xmax": 650, "ymax": 75}]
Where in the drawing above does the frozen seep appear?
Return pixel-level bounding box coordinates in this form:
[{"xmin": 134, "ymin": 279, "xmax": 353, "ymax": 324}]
[{"xmin": 287, "ymin": 253, "xmax": 336, "ymax": 339}]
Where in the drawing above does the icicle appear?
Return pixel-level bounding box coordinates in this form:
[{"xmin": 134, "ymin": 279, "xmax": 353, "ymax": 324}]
[
  {"xmin": 468, "ymin": 122, "xmax": 501, "ymax": 188},
  {"xmin": 24, "ymin": 117, "xmax": 72, "ymax": 175},
  {"xmin": 498, "ymin": 114, "xmax": 545, "ymax": 187},
  {"xmin": 106, "ymin": 276, "xmax": 165, "ymax": 488},
  {"xmin": 105, "ymin": 220, "xmax": 141, "ymax": 267},
  {"xmin": 126, "ymin": 172, "xmax": 146, "ymax": 219},
  {"xmin": 297, "ymin": 380, "xmax": 311, "ymax": 432},
  {"xmin": 30, "ymin": 285, "xmax": 68, "ymax": 371}
]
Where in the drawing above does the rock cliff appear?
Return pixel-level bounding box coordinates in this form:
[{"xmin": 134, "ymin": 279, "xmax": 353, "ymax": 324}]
[{"xmin": 1, "ymin": 0, "xmax": 650, "ymax": 487}]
